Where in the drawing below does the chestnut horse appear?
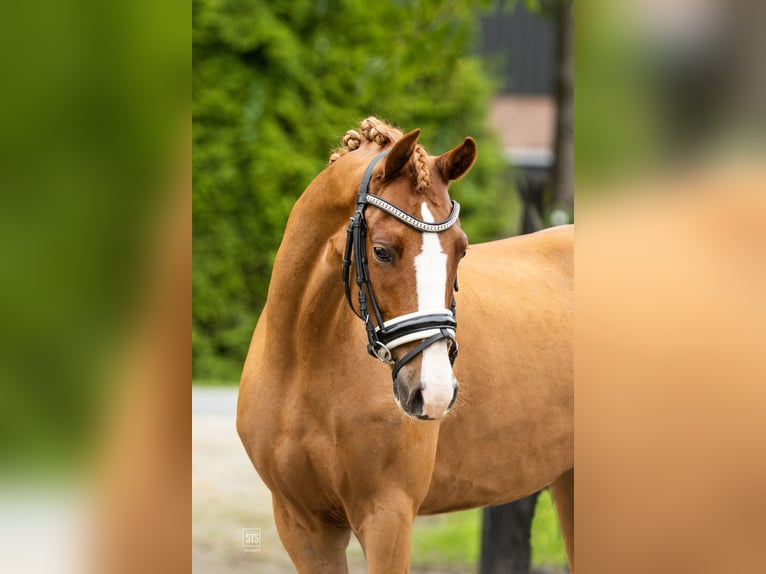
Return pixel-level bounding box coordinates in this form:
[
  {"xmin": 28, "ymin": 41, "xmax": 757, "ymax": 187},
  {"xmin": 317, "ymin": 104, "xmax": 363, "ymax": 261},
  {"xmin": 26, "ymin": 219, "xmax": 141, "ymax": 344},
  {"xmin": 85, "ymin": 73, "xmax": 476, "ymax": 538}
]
[{"xmin": 237, "ymin": 118, "xmax": 573, "ymax": 573}]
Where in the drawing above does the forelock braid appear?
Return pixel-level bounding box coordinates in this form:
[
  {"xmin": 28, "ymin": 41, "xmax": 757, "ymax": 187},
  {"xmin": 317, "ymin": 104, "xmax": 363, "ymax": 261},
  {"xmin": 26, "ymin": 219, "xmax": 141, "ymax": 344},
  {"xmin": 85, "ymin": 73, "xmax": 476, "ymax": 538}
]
[{"xmin": 413, "ymin": 145, "xmax": 431, "ymax": 194}]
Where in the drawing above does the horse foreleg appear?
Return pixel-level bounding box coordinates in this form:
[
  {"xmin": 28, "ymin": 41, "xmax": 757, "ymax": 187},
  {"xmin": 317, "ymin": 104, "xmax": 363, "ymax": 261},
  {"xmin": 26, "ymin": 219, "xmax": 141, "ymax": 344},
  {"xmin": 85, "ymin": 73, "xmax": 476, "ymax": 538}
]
[
  {"xmin": 550, "ymin": 468, "xmax": 575, "ymax": 573},
  {"xmin": 351, "ymin": 491, "xmax": 416, "ymax": 574},
  {"xmin": 272, "ymin": 496, "xmax": 351, "ymax": 574}
]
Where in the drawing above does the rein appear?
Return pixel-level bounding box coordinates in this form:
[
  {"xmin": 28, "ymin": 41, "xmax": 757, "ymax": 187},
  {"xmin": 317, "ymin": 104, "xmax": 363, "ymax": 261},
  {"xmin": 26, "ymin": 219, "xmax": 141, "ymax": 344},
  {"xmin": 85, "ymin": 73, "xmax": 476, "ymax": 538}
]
[{"xmin": 342, "ymin": 150, "xmax": 460, "ymax": 382}]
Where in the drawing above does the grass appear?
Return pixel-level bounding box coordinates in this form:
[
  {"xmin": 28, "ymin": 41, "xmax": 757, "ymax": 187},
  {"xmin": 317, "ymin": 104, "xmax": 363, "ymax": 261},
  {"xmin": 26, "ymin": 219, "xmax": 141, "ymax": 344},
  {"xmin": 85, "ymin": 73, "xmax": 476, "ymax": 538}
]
[
  {"xmin": 411, "ymin": 510, "xmax": 482, "ymax": 566},
  {"xmin": 530, "ymin": 490, "xmax": 568, "ymax": 565},
  {"xmin": 411, "ymin": 490, "xmax": 567, "ymax": 568}
]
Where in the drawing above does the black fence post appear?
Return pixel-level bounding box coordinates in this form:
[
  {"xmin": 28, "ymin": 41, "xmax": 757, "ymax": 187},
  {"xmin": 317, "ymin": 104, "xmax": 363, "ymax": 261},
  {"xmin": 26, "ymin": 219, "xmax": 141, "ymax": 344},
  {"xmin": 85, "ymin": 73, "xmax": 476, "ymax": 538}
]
[{"xmin": 479, "ymin": 492, "xmax": 540, "ymax": 574}]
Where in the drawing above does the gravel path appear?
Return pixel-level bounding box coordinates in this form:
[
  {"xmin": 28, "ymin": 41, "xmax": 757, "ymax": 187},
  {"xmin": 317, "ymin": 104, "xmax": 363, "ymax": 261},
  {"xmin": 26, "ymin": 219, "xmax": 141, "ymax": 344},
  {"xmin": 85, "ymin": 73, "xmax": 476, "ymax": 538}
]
[{"xmin": 193, "ymin": 387, "xmax": 290, "ymax": 573}]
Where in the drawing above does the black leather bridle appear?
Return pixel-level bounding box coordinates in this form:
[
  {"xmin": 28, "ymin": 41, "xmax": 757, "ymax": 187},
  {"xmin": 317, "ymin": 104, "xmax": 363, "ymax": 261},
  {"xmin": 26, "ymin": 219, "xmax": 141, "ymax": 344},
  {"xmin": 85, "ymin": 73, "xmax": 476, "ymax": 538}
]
[{"xmin": 342, "ymin": 149, "xmax": 461, "ymax": 382}]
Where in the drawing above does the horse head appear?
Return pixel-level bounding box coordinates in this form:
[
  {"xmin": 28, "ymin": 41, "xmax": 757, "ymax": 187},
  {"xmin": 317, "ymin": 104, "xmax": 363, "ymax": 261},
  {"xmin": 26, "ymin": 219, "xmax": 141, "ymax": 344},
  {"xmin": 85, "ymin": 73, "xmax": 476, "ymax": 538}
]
[{"xmin": 334, "ymin": 119, "xmax": 477, "ymax": 420}]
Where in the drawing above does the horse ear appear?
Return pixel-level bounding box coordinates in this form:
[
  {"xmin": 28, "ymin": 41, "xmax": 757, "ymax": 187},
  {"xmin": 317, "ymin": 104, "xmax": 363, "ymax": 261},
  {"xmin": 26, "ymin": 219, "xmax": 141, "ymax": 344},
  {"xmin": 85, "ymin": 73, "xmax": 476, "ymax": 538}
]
[
  {"xmin": 436, "ymin": 137, "xmax": 477, "ymax": 181},
  {"xmin": 384, "ymin": 129, "xmax": 420, "ymax": 180}
]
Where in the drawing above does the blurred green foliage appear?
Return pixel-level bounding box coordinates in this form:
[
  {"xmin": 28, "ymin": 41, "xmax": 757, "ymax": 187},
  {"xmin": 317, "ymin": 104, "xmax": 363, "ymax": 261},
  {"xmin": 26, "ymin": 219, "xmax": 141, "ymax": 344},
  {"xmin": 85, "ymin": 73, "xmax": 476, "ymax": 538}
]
[
  {"xmin": 193, "ymin": 0, "xmax": 518, "ymax": 380},
  {"xmin": 574, "ymin": 3, "xmax": 661, "ymax": 186},
  {"xmin": 0, "ymin": 0, "xmax": 187, "ymax": 470}
]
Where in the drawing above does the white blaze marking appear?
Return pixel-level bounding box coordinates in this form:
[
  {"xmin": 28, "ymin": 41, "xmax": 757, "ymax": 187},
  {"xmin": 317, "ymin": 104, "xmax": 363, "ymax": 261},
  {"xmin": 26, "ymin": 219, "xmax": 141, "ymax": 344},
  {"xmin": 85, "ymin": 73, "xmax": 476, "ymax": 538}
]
[{"xmin": 414, "ymin": 203, "xmax": 456, "ymax": 419}]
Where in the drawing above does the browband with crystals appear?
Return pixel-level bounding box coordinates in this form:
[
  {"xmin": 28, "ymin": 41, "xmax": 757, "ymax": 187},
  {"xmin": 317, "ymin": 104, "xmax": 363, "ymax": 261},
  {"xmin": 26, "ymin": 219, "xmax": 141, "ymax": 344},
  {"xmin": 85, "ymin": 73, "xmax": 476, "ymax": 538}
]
[{"xmin": 363, "ymin": 194, "xmax": 461, "ymax": 233}]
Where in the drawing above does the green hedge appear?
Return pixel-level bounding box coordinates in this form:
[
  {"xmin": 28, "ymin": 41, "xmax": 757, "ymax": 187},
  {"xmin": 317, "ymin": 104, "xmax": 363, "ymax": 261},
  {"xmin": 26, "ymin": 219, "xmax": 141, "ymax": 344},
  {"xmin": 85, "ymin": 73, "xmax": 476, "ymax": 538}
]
[{"xmin": 193, "ymin": 0, "xmax": 518, "ymax": 380}]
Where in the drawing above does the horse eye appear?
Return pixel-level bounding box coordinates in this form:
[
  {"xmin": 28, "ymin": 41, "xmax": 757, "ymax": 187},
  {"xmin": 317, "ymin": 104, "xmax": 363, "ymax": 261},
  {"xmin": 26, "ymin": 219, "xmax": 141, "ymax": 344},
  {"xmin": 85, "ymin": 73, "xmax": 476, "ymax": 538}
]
[
  {"xmin": 373, "ymin": 247, "xmax": 392, "ymax": 263},
  {"xmin": 461, "ymin": 251, "xmax": 467, "ymax": 259}
]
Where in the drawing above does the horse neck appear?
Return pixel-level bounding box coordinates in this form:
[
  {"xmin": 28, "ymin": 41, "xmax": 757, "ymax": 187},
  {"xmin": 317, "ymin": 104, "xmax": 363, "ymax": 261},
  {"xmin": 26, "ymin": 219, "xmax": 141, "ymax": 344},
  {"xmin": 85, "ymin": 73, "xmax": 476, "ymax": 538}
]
[{"xmin": 263, "ymin": 171, "xmax": 357, "ymax": 350}]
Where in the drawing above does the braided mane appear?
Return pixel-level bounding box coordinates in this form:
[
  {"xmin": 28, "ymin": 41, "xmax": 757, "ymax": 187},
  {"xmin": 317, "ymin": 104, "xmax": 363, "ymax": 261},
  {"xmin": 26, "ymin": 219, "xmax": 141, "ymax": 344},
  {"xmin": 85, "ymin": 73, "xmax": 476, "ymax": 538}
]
[{"xmin": 330, "ymin": 117, "xmax": 432, "ymax": 194}]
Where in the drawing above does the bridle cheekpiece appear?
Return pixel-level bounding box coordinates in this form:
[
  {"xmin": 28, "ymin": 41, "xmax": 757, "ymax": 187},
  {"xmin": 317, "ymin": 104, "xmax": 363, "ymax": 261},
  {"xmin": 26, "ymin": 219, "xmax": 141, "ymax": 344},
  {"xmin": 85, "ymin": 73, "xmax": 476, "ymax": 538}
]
[{"xmin": 341, "ymin": 149, "xmax": 461, "ymax": 382}]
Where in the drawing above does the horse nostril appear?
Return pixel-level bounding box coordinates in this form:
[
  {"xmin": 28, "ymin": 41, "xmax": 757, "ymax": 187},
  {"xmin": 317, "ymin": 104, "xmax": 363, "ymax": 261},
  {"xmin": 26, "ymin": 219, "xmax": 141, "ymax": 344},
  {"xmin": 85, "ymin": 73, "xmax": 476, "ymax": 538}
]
[
  {"xmin": 409, "ymin": 387, "xmax": 424, "ymax": 416},
  {"xmin": 446, "ymin": 384, "xmax": 458, "ymax": 411}
]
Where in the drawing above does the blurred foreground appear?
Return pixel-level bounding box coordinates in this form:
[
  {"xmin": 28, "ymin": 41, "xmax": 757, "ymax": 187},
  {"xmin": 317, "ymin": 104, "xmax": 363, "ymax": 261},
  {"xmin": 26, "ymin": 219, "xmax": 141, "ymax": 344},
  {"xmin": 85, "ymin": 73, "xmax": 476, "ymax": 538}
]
[{"xmin": 577, "ymin": 2, "xmax": 766, "ymax": 572}]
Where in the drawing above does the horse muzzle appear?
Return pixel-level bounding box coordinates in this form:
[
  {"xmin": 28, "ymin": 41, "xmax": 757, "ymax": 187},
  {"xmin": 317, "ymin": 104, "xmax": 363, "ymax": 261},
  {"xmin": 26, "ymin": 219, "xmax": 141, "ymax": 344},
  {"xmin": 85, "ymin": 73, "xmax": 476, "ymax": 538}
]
[
  {"xmin": 394, "ymin": 377, "xmax": 459, "ymax": 421},
  {"xmin": 393, "ymin": 340, "xmax": 459, "ymax": 420}
]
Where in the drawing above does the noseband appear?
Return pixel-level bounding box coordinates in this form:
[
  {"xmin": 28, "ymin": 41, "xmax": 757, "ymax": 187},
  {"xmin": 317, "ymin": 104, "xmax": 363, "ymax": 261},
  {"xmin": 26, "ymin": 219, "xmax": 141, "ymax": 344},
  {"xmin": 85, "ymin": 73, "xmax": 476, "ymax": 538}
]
[{"xmin": 342, "ymin": 149, "xmax": 461, "ymax": 382}]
